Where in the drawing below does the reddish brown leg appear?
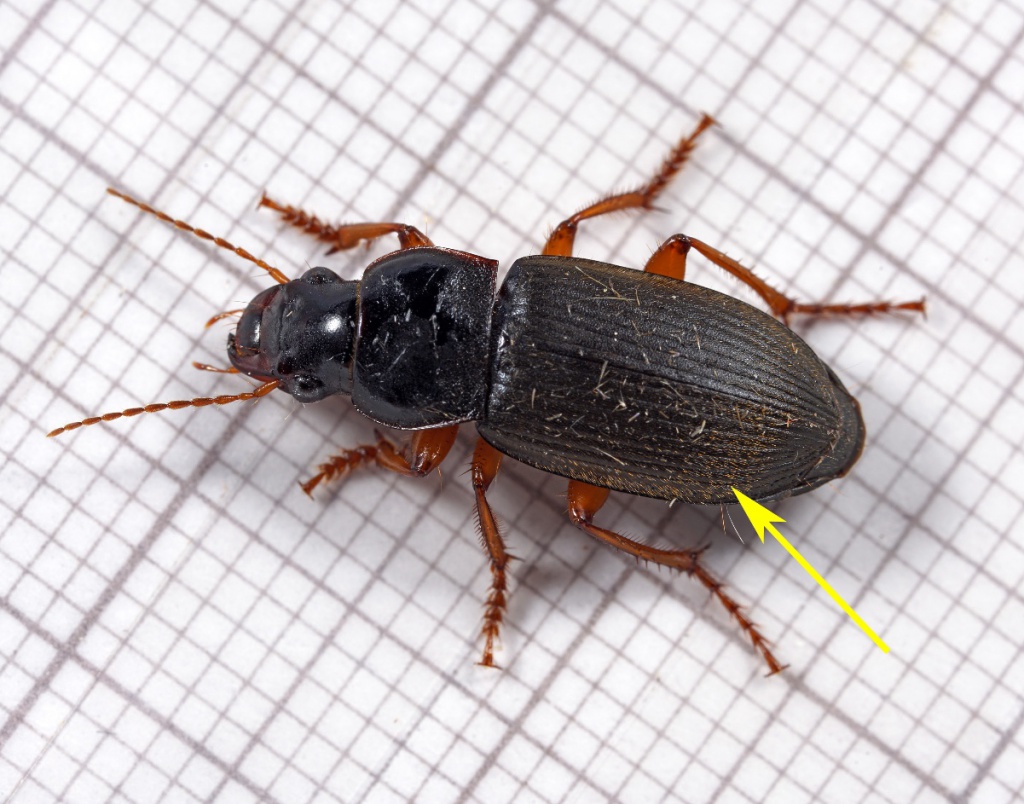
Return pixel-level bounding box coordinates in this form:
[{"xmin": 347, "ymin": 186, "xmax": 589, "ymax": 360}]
[
  {"xmin": 259, "ymin": 194, "xmax": 432, "ymax": 254},
  {"xmin": 566, "ymin": 480, "xmax": 784, "ymax": 675},
  {"xmin": 644, "ymin": 233, "xmax": 692, "ymax": 280},
  {"xmin": 301, "ymin": 424, "xmax": 458, "ymax": 496},
  {"xmin": 471, "ymin": 438, "xmax": 514, "ymax": 668},
  {"xmin": 645, "ymin": 234, "xmax": 925, "ymax": 323},
  {"xmin": 543, "ymin": 114, "xmax": 717, "ymax": 257},
  {"xmin": 192, "ymin": 362, "xmax": 239, "ymax": 374},
  {"xmin": 683, "ymin": 236, "xmax": 926, "ymax": 325}
]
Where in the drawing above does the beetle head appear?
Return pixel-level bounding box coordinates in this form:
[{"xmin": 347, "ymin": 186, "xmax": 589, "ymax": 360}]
[{"xmin": 229, "ymin": 267, "xmax": 359, "ymax": 403}]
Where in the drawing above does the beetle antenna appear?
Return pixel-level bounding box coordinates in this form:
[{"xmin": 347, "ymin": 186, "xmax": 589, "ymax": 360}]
[
  {"xmin": 106, "ymin": 188, "xmax": 291, "ymax": 285},
  {"xmin": 46, "ymin": 380, "xmax": 280, "ymax": 437}
]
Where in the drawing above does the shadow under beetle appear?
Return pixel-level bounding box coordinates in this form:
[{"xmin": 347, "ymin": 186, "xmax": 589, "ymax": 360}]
[{"xmin": 50, "ymin": 115, "xmax": 925, "ymax": 673}]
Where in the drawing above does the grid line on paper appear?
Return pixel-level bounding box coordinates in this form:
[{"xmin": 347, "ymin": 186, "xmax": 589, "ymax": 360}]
[
  {"xmin": 864, "ymin": 0, "xmax": 1017, "ymax": 101},
  {"xmin": 959, "ymin": 696, "xmax": 1024, "ymax": 803},
  {"xmin": 741, "ymin": 11, "xmax": 1024, "ymax": 798},
  {"xmin": 0, "ymin": 0, "xmax": 324, "ymax": 790},
  {"xmin": 680, "ymin": 5, "xmax": 985, "ymax": 796},
  {"xmin": 0, "ymin": 0, "xmax": 331, "ymax": 398},
  {"xmin": 198, "ymin": 1, "xmax": 566, "ymax": 799},
  {"xmin": 6, "ymin": 368, "xmax": 618, "ymax": 796},
  {"xmin": 838, "ymin": 17, "xmax": 1024, "ymax": 790},
  {"xmin": 0, "ymin": 407, "xmax": 275, "ymax": 799},
  {"xmin": 455, "ymin": 567, "xmax": 639, "ymax": 803},
  {"xmin": 578, "ymin": 5, "xmax": 1018, "ymax": 803},
  {"xmin": 0, "ymin": 0, "xmax": 59, "ymax": 79},
  {"xmin": 0, "ymin": 598, "xmax": 277, "ymax": 803}
]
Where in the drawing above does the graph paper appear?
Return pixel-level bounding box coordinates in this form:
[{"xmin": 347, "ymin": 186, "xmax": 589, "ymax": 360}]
[{"xmin": 1, "ymin": 0, "xmax": 1023, "ymax": 801}]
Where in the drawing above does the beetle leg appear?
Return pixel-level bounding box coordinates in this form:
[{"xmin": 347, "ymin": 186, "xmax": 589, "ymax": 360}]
[
  {"xmin": 471, "ymin": 438, "xmax": 514, "ymax": 668},
  {"xmin": 643, "ymin": 234, "xmax": 691, "ymax": 280},
  {"xmin": 191, "ymin": 362, "xmax": 239, "ymax": 374},
  {"xmin": 259, "ymin": 194, "xmax": 433, "ymax": 253},
  {"xmin": 543, "ymin": 114, "xmax": 717, "ymax": 257},
  {"xmin": 300, "ymin": 424, "xmax": 458, "ymax": 496},
  {"xmin": 566, "ymin": 480, "xmax": 785, "ymax": 675},
  {"xmin": 683, "ymin": 236, "xmax": 926, "ymax": 324}
]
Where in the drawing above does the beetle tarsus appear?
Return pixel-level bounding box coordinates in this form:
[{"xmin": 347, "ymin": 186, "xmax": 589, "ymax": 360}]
[
  {"xmin": 686, "ymin": 561, "xmax": 785, "ymax": 676},
  {"xmin": 786, "ymin": 298, "xmax": 928, "ymax": 320},
  {"xmin": 300, "ymin": 444, "xmax": 381, "ymax": 497},
  {"xmin": 472, "ymin": 438, "xmax": 510, "ymax": 668},
  {"xmin": 192, "ymin": 361, "xmax": 239, "ymax": 374},
  {"xmin": 300, "ymin": 425, "xmax": 459, "ymax": 495},
  {"xmin": 259, "ymin": 193, "xmax": 432, "ymax": 252},
  {"xmin": 682, "ymin": 236, "xmax": 927, "ymax": 325},
  {"xmin": 541, "ymin": 114, "xmax": 717, "ymax": 257},
  {"xmin": 566, "ymin": 479, "xmax": 784, "ymax": 675},
  {"xmin": 640, "ymin": 112, "xmax": 717, "ymax": 208}
]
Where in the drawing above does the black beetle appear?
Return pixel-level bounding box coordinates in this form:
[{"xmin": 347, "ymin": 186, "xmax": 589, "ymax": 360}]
[{"xmin": 50, "ymin": 115, "xmax": 924, "ymax": 672}]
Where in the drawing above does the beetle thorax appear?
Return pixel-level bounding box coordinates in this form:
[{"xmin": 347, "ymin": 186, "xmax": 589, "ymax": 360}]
[{"xmin": 349, "ymin": 248, "xmax": 497, "ymax": 429}]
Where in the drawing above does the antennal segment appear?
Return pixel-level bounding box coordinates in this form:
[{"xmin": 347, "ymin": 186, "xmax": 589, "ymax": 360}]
[
  {"xmin": 107, "ymin": 188, "xmax": 291, "ymax": 285},
  {"xmin": 47, "ymin": 380, "xmax": 280, "ymax": 437}
]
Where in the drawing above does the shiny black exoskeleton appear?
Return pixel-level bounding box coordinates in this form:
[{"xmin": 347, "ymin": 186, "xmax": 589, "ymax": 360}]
[
  {"xmin": 229, "ymin": 246, "xmax": 864, "ymax": 505},
  {"xmin": 230, "ymin": 247, "xmax": 499, "ymax": 428}
]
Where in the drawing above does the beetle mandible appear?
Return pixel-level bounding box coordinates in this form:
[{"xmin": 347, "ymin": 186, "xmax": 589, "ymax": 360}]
[{"xmin": 50, "ymin": 115, "xmax": 925, "ymax": 673}]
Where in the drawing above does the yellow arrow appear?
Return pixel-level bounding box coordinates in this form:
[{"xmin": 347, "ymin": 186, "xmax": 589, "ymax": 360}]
[{"xmin": 731, "ymin": 488, "xmax": 890, "ymax": 654}]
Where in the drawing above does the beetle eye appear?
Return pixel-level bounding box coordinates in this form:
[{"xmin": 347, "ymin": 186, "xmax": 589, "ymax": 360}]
[
  {"xmin": 302, "ymin": 267, "xmax": 341, "ymax": 285},
  {"xmin": 288, "ymin": 374, "xmax": 327, "ymax": 403}
]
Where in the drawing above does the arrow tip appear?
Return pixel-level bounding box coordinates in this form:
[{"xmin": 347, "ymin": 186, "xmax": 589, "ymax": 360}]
[{"xmin": 731, "ymin": 487, "xmax": 786, "ymax": 542}]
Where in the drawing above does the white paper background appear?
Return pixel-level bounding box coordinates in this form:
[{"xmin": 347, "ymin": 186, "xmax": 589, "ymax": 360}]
[{"xmin": 1, "ymin": 0, "xmax": 1023, "ymax": 802}]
